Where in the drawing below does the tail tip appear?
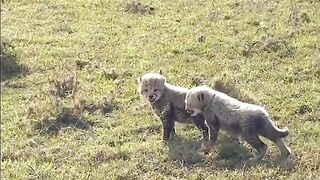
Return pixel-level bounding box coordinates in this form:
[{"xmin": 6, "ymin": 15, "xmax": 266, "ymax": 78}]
[{"xmin": 282, "ymin": 126, "xmax": 289, "ymax": 137}]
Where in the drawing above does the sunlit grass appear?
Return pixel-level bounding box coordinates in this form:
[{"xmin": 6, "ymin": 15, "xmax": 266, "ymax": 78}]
[{"xmin": 1, "ymin": 0, "xmax": 319, "ymax": 179}]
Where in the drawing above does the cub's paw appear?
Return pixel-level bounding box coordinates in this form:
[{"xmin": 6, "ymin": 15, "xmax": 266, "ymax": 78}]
[
  {"xmin": 198, "ymin": 136, "xmax": 210, "ymax": 143},
  {"xmin": 199, "ymin": 140, "xmax": 215, "ymax": 154}
]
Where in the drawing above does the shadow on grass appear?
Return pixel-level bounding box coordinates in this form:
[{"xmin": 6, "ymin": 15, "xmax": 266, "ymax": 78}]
[
  {"xmin": 214, "ymin": 142, "xmax": 296, "ymax": 170},
  {"xmin": 167, "ymin": 135, "xmax": 252, "ymax": 168},
  {"xmin": 166, "ymin": 135, "xmax": 205, "ymax": 164},
  {"xmin": 166, "ymin": 134, "xmax": 295, "ymax": 170},
  {"xmin": 33, "ymin": 108, "xmax": 95, "ymax": 135}
]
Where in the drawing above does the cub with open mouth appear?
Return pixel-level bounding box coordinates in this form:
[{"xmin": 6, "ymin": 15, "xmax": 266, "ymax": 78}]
[
  {"xmin": 137, "ymin": 71, "xmax": 210, "ymax": 141},
  {"xmin": 185, "ymin": 85, "xmax": 291, "ymax": 162}
]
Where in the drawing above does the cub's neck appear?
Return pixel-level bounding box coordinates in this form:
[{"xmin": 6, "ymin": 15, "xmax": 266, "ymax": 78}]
[{"xmin": 157, "ymin": 83, "xmax": 188, "ymax": 109}]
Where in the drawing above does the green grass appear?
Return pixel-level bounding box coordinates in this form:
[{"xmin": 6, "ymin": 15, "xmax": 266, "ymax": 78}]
[{"xmin": 1, "ymin": 0, "xmax": 320, "ymax": 179}]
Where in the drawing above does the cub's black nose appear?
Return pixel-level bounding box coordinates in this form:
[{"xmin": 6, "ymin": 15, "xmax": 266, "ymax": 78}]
[{"xmin": 149, "ymin": 95, "xmax": 154, "ymax": 98}]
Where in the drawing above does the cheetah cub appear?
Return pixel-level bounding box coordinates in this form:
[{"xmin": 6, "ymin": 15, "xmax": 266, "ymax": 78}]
[
  {"xmin": 137, "ymin": 72, "xmax": 210, "ymax": 141},
  {"xmin": 185, "ymin": 85, "xmax": 291, "ymax": 162}
]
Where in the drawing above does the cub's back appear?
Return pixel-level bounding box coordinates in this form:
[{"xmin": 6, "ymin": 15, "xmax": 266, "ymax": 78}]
[{"xmin": 162, "ymin": 83, "xmax": 188, "ymax": 109}]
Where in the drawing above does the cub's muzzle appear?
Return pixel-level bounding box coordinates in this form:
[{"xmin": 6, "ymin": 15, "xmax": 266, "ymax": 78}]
[{"xmin": 148, "ymin": 94, "xmax": 157, "ymax": 103}]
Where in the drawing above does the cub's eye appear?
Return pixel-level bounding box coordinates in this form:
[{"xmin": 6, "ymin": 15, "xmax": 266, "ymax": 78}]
[
  {"xmin": 144, "ymin": 89, "xmax": 148, "ymax": 92},
  {"xmin": 154, "ymin": 89, "xmax": 158, "ymax": 92}
]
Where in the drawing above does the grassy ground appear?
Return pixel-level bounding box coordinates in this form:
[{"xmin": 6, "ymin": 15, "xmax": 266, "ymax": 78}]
[{"xmin": 1, "ymin": 0, "xmax": 320, "ymax": 179}]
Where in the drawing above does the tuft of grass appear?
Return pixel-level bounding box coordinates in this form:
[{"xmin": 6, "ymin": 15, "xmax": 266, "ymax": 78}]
[
  {"xmin": 123, "ymin": 0, "xmax": 155, "ymax": 15},
  {"xmin": 213, "ymin": 80, "xmax": 256, "ymax": 104}
]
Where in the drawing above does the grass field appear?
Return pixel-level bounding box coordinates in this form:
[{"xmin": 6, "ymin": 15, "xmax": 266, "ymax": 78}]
[{"xmin": 1, "ymin": 0, "xmax": 320, "ymax": 179}]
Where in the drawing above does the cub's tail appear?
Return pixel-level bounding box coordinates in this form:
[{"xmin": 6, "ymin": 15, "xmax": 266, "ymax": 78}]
[
  {"xmin": 264, "ymin": 120, "xmax": 289, "ymax": 139},
  {"xmin": 273, "ymin": 126, "xmax": 289, "ymax": 138}
]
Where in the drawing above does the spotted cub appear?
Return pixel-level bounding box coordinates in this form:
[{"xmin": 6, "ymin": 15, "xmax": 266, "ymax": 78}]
[{"xmin": 137, "ymin": 72, "xmax": 210, "ymax": 141}]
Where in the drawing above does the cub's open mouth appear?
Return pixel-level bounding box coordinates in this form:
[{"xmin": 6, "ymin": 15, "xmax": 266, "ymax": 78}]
[{"xmin": 149, "ymin": 99, "xmax": 156, "ymax": 103}]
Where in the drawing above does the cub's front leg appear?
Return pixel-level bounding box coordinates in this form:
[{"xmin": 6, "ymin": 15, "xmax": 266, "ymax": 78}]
[
  {"xmin": 192, "ymin": 114, "xmax": 210, "ymax": 141},
  {"xmin": 204, "ymin": 115, "xmax": 220, "ymax": 142},
  {"xmin": 159, "ymin": 103, "xmax": 175, "ymax": 141}
]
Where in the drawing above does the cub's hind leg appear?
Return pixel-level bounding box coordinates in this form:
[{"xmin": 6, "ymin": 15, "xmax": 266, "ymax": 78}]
[
  {"xmin": 258, "ymin": 118, "xmax": 291, "ymax": 159},
  {"xmin": 274, "ymin": 139, "xmax": 291, "ymax": 159},
  {"xmin": 242, "ymin": 133, "xmax": 267, "ymax": 162},
  {"xmin": 260, "ymin": 128, "xmax": 291, "ymax": 159},
  {"xmin": 241, "ymin": 114, "xmax": 268, "ymax": 162}
]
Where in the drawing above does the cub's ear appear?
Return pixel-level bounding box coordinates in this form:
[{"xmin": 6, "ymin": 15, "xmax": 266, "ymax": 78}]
[
  {"xmin": 159, "ymin": 70, "xmax": 163, "ymax": 75},
  {"xmin": 160, "ymin": 76, "xmax": 166, "ymax": 84},
  {"xmin": 136, "ymin": 77, "xmax": 142, "ymax": 85},
  {"xmin": 197, "ymin": 92, "xmax": 205, "ymax": 101}
]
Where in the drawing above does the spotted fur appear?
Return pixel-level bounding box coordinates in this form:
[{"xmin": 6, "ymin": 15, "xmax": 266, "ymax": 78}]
[
  {"xmin": 137, "ymin": 72, "xmax": 210, "ymax": 141},
  {"xmin": 185, "ymin": 85, "xmax": 291, "ymax": 161}
]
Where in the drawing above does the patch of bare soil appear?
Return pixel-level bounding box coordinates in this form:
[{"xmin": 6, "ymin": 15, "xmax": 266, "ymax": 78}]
[
  {"xmin": 130, "ymin": 124, "xmax": 162, "ymax": 141},
  {"xmin": 76, "ymin": 94, "xmax": 119, "ymax": 117},
  {"xmin": 242, "ymin": 36, "xmax": 295, "ymax": 58},
  {"xmin": 123, "ymin": 0, "xmax": 155, "ymax": 15},
  {"xmin": 103, "ymin": 69, "xmax": 119, "ymax": 80},
  {"xmin": 89, "ymin": 150, "xmax": 129, "ymax": 166},
  {"xmin": 75, "ymin": 59, "xmax": 90, "ymax": 70},
  {"xmin": 131, "ymin": 124, "xmax": 162, "ymax": 135}
]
